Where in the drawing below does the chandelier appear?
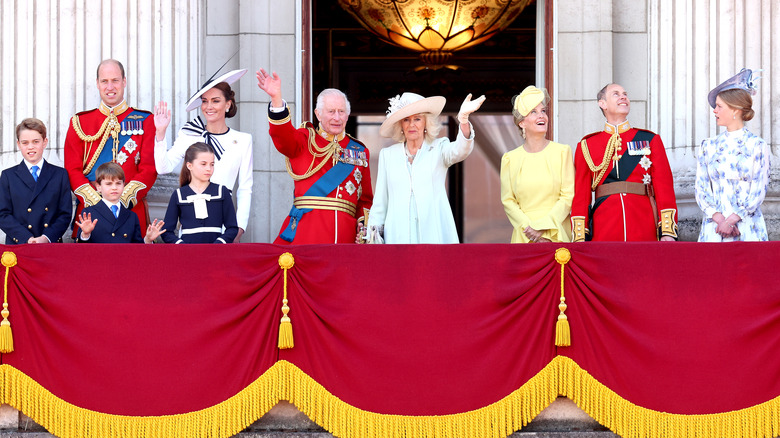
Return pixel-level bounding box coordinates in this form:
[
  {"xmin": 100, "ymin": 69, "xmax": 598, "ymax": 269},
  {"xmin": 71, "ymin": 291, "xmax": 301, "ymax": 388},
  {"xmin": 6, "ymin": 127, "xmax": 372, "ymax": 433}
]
[{"xmin": 339, "ymin": 0, "xmax": 533, "ymax": 69}]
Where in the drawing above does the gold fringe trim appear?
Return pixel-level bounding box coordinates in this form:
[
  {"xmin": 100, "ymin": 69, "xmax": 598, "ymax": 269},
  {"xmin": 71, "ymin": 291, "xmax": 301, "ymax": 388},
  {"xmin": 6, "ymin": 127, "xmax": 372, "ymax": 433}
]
[
  {"xmin": 0, "ymin": 360, "xmax": 555, "ymax": 438},
  {"xmin": 0, "ymin": 363, "xmax": 281, "ymax": 438},
  {"xmin": 555, "ymin": 355, "xmax": 780, "ymax": 438},
  {"xmin": 3, "ymin": 357, "xmax": 780, "ymax": 437},
  {"xmin": 278, "ymin": 360, "xmax": 559, "ymax": 438}
]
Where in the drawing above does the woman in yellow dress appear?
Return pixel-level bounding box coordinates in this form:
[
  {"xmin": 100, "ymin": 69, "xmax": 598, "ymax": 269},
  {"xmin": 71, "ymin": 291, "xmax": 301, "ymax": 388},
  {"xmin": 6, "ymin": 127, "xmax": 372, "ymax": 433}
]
[{"xmin": 500, "ymin": 86, "xmax": 574, "ymax": 243}]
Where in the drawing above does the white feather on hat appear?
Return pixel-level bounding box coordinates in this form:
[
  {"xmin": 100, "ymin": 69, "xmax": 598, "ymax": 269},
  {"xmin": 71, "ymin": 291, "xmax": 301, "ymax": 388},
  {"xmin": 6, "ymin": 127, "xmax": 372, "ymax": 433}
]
[{"xmin": 379, "ymin": 92, "xmax": 446, "ymax": 138}]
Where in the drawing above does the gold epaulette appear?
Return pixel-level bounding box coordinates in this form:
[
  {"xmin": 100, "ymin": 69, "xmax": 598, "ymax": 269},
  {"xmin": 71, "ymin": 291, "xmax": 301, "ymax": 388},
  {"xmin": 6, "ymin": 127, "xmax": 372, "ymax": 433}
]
[
  {"xmin": 346, "ymin": 133, "xmax": 367, "ymax": 148},
  {"xmin": 659, "ymin": 209, "xmax": 678, "ymax": 239},
  {"xmin": 120, "ymin": 181, "xmax": 147, "ymax": 209}
]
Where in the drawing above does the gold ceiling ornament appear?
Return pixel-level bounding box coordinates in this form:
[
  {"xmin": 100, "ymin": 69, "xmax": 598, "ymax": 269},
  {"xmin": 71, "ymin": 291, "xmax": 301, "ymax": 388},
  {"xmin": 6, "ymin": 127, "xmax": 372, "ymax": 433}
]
[{"xmin": 339, "ymin": 0, "xmax": 533, "ymax": 70}]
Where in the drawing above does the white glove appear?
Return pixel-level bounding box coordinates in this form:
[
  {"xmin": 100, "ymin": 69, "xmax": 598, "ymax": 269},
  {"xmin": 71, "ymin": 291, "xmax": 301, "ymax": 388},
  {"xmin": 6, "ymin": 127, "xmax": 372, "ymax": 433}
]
[
  {"xmin": 457, "ymin": 93, "xmax": 487, "ymax": 124},
  {"xmin": 368, "ymin": 226, "xmax": 385, "ymax": 244}
]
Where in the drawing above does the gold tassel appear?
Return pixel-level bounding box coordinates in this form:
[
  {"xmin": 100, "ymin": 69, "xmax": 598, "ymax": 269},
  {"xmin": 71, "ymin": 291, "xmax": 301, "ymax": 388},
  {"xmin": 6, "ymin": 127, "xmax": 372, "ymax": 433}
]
[
  {"xmin": 554, "ymin": 248, "xmax": 571, "ymax": 347},
  {"xmin": 0, "ymin": 251, "xmax": 18, "ymax": 353},
  {"xmin": 278, "ymin": 252, "xmax": 295, "ymax": 349}
]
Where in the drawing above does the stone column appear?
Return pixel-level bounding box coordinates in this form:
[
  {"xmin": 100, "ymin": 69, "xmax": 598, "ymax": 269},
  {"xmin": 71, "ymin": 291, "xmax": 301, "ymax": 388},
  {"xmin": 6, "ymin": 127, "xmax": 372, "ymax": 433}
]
[
  {"xmin": 556, "ymin": 0, "xmax": 616, "ymax": 148},
  {"xmin": 199, "ymin": 0, "xmax": 300, "ymax": 243},
  {"xmin": 0, "ymin": 0, "xmax": 202, "ymax": 240},
  {"xmin": 647, "ymin": 0, "xmax": 780, "ymax": 239}
]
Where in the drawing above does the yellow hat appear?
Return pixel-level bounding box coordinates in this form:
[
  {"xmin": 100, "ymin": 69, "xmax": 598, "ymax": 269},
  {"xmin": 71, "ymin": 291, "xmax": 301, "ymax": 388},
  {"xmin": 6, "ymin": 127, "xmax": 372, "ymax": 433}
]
[{"xmin": 511, "ymin": 86, "xmax": 548, "ymax": 118}]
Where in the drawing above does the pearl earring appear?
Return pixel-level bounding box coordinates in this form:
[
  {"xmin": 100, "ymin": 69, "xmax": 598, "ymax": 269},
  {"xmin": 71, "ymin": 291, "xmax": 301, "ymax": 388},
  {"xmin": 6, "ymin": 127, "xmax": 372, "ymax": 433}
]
[{"xmin": 521, "ymin": 127, "xmax": 526, "ymax": 139}]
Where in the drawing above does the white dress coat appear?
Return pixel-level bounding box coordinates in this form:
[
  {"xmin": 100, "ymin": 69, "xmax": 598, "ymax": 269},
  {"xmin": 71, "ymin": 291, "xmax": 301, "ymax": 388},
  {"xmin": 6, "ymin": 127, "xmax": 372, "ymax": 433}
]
[
  {"xmin": 368, "ymin": 127, "xmax": 474, "ymax": 243},
  {"xmin": 155, "ymin": 127, "xmax": 253, "ymax": 230}
]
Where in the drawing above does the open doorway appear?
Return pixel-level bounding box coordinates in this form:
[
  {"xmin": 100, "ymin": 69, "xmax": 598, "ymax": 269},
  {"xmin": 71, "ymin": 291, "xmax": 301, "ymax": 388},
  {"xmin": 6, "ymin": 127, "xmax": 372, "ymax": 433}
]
[{"xmin": 311, "ymin": 1, "xmax": 545, "ymax": 242}]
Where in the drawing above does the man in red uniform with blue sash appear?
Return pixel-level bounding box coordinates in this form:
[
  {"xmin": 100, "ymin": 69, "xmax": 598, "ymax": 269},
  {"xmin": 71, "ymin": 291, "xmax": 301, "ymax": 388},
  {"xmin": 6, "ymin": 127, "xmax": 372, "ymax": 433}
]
[
  {"xmin": 571, "ymin": 83, "xmax": 678, "ymax": 242},
  {"xmin": 256, "ymin": 68, "xmax": 372, "ymax": 244},
  {"xmin": 64, "ymin": 59, "xmax": 158, "ymax": 238}
]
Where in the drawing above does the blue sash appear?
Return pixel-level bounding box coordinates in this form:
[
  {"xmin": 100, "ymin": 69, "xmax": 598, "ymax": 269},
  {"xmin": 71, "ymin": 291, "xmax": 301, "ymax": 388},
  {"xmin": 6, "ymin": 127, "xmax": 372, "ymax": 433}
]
[
  {"xmin": 85, "ymin": 110, "xmax": 149, "ymax": 181},
  {"xmin": 279, "ymin": 137, "xmax": 363, "ymax": 242}
]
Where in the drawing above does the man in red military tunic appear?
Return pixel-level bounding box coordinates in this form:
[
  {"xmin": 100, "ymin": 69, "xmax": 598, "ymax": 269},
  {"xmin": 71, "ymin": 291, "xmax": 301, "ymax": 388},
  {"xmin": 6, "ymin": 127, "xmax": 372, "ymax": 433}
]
[
  {"xmin": 256, "ymin": 68, "xmax": 372, "ymax": 244},
  {"xmin": 571, "ymin": 83, "xmax": 678, "ymax": 242},
  {"xmin": 64, "ymin": 59, "xmax": 159, "ymax": 237}
]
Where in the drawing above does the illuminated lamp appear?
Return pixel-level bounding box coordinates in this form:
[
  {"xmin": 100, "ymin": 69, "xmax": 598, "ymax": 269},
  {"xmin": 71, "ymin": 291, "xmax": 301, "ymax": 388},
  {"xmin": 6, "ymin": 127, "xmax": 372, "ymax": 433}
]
[{"xmin": 339, "ymin": 0, "xmax": 533, "ymax": 70}]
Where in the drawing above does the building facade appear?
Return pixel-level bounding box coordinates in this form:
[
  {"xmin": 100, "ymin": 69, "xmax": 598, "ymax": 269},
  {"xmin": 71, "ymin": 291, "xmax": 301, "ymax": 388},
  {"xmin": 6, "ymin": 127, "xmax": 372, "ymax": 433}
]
[{"xmin": 1, "ymin": 0, "xmax": 778, "ymax": 243}]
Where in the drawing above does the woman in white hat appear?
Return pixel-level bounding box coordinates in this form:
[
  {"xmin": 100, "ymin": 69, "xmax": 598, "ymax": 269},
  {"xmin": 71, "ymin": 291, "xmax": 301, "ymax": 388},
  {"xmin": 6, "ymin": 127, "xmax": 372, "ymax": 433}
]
[
  {"xmin": 500, "ymin": 86, "xmax": 574, "ymax": 243},
  {"xmin": 695, "ymin": 69, "xmax": 769, "ymax": 241},
  {"xmin": 154, "ymin": 69, "xmax": 253, "ymax": 242},
  {"xmin": 365, "ymin": 92, "xmax": 485, "ymax": 243}
]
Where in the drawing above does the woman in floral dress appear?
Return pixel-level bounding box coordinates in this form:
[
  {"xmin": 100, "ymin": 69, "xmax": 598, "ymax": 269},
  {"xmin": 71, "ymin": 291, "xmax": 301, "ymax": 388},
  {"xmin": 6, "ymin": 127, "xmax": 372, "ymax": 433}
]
[{"xmin": 695, "ymin": 69, "xmax": 769, "ymax": 242}]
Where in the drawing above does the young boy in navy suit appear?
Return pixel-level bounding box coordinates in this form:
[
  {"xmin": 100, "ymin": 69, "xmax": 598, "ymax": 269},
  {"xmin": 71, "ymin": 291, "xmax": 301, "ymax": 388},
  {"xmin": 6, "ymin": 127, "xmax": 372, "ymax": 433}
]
[
  {"xmin": 0, "ymin": 118, "xmax": 72, "ymax": 244},
  {"xmin": 75, "ymin": 162, "xmax": 165, "ymax": 243}
]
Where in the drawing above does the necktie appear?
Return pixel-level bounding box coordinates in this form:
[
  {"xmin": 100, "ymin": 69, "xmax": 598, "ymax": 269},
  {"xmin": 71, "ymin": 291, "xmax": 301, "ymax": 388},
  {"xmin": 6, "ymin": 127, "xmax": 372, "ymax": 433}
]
[
  {"xmin": 30, "ymin": 165, "xmax": 39, "ymax": 182},
  {"xmin": 111, "ymin": 205, "xmax": 119, "ymax": 218}
]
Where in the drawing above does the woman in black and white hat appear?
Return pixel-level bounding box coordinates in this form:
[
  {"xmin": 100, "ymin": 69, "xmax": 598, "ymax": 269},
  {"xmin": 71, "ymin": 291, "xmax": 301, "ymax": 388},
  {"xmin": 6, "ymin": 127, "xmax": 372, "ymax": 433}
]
[
  {"xmin": 364, "ymin": 92, "xmax": 485, "ymax": 244},
  {"xmin": 154, "ymin": 69, "xmax": 253, "ymax": 242}
]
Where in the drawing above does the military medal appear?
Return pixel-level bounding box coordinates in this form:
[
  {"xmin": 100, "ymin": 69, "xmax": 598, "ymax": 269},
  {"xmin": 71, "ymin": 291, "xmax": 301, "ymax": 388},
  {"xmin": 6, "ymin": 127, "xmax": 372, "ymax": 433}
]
[
  {"xmin": 354, "ymin": 168, "xmax": 362, "ymax": 184},
  {"xmin": 345, "ymin": 181, "xmax": 356, "ymax": 195},
  {"xmin": 627, "ymin": 140, "xmax": 650, "ymax": 156},
  {"xmin": 124, "ymin": 139, "xmax": 138, "ymax": 154},
  {"xmin": 116, "ymin": 151, "xmax": 129, "ymax": 165}
]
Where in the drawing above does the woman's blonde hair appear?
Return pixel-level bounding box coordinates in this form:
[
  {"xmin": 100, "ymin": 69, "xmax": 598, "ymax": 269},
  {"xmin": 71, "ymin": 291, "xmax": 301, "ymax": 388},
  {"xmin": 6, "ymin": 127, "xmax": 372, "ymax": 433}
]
[
  {"xmin": 390, "ymin": 113, "xmax": 443, "ymax": 144},
  {"xmin": 511, "ymin": 89, "xmax": 550, "ymax": 134},
  {"xmin": 718, "ymin": 88, "xmax": 755, "ymax": 122}
]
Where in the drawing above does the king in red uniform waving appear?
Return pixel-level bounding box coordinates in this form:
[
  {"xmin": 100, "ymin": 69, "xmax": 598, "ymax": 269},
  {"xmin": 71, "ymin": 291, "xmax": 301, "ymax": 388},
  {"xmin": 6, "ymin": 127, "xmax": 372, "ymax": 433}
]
[
  {"xmin": 256, "ymin": 68, "xmax": 372, "ymax": 244},
  {"xmin": 64, "ymin": 59, "xmax": 158, "ymax": 237},
  {"xmin": 571, "ymin": 83, "xmax": 678, "ymax": 242}
]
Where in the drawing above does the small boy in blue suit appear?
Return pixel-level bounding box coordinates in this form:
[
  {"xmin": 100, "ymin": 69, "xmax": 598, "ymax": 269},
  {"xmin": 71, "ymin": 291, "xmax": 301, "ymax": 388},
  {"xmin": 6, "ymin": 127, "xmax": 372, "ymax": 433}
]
[
  {"xmin": 75, "ymin": 162, "xmax": 165, "ymax": 243},
  {"xmin": 0, "ymin": 118, "xmax": 73, "ymax": 244}
]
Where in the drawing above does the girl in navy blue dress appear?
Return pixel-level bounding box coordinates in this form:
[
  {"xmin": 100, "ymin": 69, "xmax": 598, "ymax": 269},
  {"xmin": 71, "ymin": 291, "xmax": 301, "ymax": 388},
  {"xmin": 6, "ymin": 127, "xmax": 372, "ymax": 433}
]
[{"xmin": 162, "ymin": 142, "xmax": 239, "ymax": 243}]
